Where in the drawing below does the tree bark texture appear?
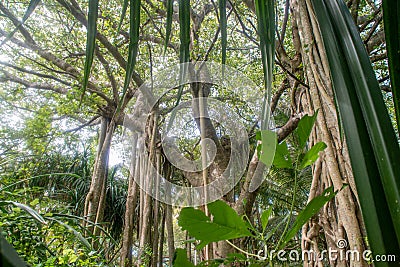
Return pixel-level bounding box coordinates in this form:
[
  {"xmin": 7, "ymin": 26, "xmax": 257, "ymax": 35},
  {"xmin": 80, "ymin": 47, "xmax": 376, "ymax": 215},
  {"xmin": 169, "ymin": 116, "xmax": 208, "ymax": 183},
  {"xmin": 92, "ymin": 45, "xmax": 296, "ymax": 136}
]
[{"xmin": 290, "ymin": 1, "xmax": 368, "ymax": 266}]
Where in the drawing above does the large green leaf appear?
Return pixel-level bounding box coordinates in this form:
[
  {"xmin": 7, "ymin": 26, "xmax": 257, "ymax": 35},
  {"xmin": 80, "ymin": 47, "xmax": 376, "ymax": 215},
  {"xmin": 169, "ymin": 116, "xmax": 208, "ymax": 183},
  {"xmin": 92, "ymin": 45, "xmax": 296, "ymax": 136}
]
[
  {"xmin": 256, "ymin": 130, "xmax": 277, "ymax": 167},
  {"xmin": 382, "ymin": 0, "xmax": 400, "ymax": 136},
  {"xmin": 272, "ymin": 141, "xmax": 292, "ymax": 169},
  {"xmin": 311, "ymin": 0, "xmax": 400, "ymax": 259},
  {"xmin": 178, "ymin": 200, "xmax": 251, "ymax": 249},
  {"xmin": 173, "ymin": 249, "xmax": 195, "ymax": 267},
  {"xmin": 82, "ymin": 0, "xmax": 99, "ymax": 94},
  {"xmin": 120, "ymin": 0, "xmax": 141, "ymax": 108},
  {"xmin": 0, "ymin": 0, "xmax": 41, "ymax": 47},
  {"xmin": 295, "ymin": 112, "xmax": 318, "ymax": 149},
  {"xmin": 255, "ymin": 0, "xmax": 275, "ymax": 129},
  {"xmin": 261, "ymin": 206, "xmax": 273, "ymax": 231},
  {"xmin": 299, "ymin": 142, "xmax": 327, "ymax": 169},
  {"xmin": 279, "ymin": 186, "xmax": 337, "ymax": 249}
]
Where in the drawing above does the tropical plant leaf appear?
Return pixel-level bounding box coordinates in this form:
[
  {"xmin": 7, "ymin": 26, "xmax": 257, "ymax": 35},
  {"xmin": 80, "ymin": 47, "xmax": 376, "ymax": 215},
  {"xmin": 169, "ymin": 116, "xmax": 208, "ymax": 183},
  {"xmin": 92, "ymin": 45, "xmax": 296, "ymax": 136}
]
[
  {"xmin": 299, "ymin": 142, "xmax": 327, "ymax": 169},
  {"xmin": 279, "ymin": 186, "xmax": 337, "ymax": 249},
  {"xmin": 272, "ymin": 141, "xmax": 292, "ymax": 169},
  {"xmin": 382, "ymin": 0, "xmax": 400, "ymax": 136},
  {"xmin": 117, "ymin": 0, "xmax": 129, "ymax": 33},
  {"xmin": 0, "ymin": 234, "xmax": 27, "ymax": 267},
  {"xmin": 261, "ymin": 206, "xmax": 273, "ymax": 231},
  {"xmin": 175, "ymin": 0, "xmax": 190, "ymax": 107},
  {"xmin": 164, "ymin": 0, "xmax": 174, "ymax": 54},
  {"xmin": 219, "ymin": 0, "xmax": 227, "ymax": 67},
  {"xmin": 0, "ymin": 201, "xmax": 46, "ymax": 225},
  {"xmin": 178, "ymin": 200, "xmax": 251, "ymax": 249},
  {"xmin": 296, "ymin": 112, "xmax": 318, "ymax": 149},
  {"xmin": 173, "ymin": 248, "xmax": 195, "ymax": 267},
  {"xmin": 256, "ymin": 130, "xmax": 277, "ymax": 167},
  {"xmin": 82, "ymin": 0, "xmax": 99, "ymax": 97},
  {"xmin": 255, "ymin": 0, "xmax": 275, "ymax": 129},
  {"xmin": 178, "ymin": 0, "xmax": 190, "ymax": 64},
  {"xmin": 0, "ymin": 0, "xmax": 41, "ymax": 47},
  {"xmin": 311, "ymin": 0, "xmax": 400, "ymax": 256},
  {"xmin": 120, "ymin": 0, "xmax": 141, "ymax": 108}
]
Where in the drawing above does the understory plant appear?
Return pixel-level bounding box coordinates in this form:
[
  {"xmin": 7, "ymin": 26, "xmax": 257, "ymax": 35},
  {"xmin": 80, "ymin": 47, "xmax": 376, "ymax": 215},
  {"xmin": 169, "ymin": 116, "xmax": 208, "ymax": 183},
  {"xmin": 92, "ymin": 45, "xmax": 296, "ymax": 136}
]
[{"xmin": 173, "ymin": 113, "xmax": 343, "ymax": 266}]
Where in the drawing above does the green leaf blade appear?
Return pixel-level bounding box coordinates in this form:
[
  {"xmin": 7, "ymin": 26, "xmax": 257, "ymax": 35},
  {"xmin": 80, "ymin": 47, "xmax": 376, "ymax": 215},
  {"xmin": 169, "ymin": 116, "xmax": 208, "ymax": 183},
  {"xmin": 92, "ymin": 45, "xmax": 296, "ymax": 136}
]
[
  {"xmin": 261, "ymin": 206, "xmax": 273, "ymax": 231},
  {"xmin": 173, "ymin": 249, "xmax": 195, "ymax": 267},
  {"xmin": 174, "ymin": 0, "xmax": 191, "ymax": 108},
  {"xmin": 0, "ymin": 0, "xmax": 41, "ymax": 47},
  {"xmin": 272, "ymin": 141, "xmax": 292, "ymax": 169},
  {"xmin": 280, "ymin": 186, "xmax": 337, "ymax": 249},
  {"xmin": 178, "ymin": 200, "xmax": 251, "ymax": 249},
  {"xmin": 1, "ymin": 201, "xmax": 47, "ymax": 225},
  {"xmin": 257, "ymin": 130, "xmax": 277, "ymax": 167},
  {"xmin": 164, "ymin": 0, "xmax": 174, "ymax": 54},
  {"xmin": 82, "ymin": 0, "xmax": 99, "ymax": 95},
  {"xmin": 296, "ymin": 112, "xmax": 318, "ymax": 148},
  {"xmin": 299, "ymin": 142, "xmax": 327, "ymax": 169},
  {"xmin": 255, "ymin": 0, "xmax": 275, "ymax": 129},
  {"xmin": 219, "ymin": 0, "xmax": 227, "ymax": 66},
  {"xmin": 311, "ymin": 0, "xmax": 400, "ymax": 256},
  {"xmin": 382, "ymin": 0, "xmax": 400, "ymax": 136},
  {"xmin": 120, "ymin": 0, "xmax": 141, "ymax": 107},
  {"xmin": 117, "ymin": 0, "xmax": 129, "ymax": 33}
]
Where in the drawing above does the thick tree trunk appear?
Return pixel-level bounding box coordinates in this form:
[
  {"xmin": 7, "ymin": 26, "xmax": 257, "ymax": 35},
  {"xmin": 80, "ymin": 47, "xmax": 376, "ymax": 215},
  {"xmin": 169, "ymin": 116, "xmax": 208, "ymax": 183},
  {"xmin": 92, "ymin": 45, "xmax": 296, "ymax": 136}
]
[
  {"xmin": 120, "ymin": 134, "xmax": 139, "ymax": 267},
  {"xmin": 83, "ymin": 117, "xmax": 115, "ymax": 238},
  {"xmin": 290, "ymin": 1, "xmax": 368, "ymax": 266},
  {"xmin": 166, "ymin": 203, "xmax": 175, "ymax": 265},
  {"xmin": 137, "ymin": 113, "xmax": 159, "ymax": 266}
]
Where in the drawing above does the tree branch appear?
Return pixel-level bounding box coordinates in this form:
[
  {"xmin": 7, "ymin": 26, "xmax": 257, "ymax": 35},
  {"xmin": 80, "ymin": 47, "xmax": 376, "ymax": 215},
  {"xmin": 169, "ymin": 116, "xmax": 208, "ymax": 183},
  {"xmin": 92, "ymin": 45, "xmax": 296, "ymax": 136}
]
[
  {"xmin": 0, "ymin": 61, "xmax": 72, "ymax": 86},
  {"xmin": 0, "ymin": 70, "xmax": 67, "ymax": 94},
  {"xmin": 56, "ymin": 0, "xmax": 143, "ymax": 87}
]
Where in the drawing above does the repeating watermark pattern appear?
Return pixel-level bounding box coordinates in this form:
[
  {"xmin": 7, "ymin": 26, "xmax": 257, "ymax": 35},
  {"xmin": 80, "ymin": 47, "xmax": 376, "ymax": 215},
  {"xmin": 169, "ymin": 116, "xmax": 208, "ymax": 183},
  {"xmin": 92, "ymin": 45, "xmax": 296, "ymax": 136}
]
[
  {"xmin": 123, "ymin": 62, "xmax": 275, "ymax": 207},
  {"xmin": 255, "ymin": 239, "xmax": 398, "ymax": 263}
]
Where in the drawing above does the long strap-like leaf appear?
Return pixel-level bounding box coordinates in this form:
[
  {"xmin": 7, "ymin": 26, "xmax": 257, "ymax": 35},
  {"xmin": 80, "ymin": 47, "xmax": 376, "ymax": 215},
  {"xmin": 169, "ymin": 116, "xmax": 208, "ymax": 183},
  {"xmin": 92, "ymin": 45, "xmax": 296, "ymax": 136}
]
[
  {"xmin": 117, "ymin": 0, "xmax": 129, "ymax": 33},
  {"xmin": 119, "ymin": 0, "xmax": 141, "ymax": 109},
  {"xmin": 311, "ymin": 0, "xmax": 400, "ymax": 259},
  {"xmin": 255, "ymin": 0, "xmax": 275, "ymax": 129},
  {"xmin": 0, "ymin": 0, "xmax": 41, "ymax": 47},
  {"xmin": 82, "ymin": 0, "xmax": 99, "ymax": 95},
  {"xmin": 0, "ymin": 234, "xmax": 27, "ymax": 267},
  {"xmin": 174, "ymin": 0, "xmax": 190, "ymax": 108},
  {"xmin": 164, "ymin": 0, "xmax": 174, "ymax": 54},
  {"xmin": 382, "ymin": 0, "xmax": 400, "ymax": 137},
  {"xmin": 219, "ymin": 0, "xmax": 227, "ymax": 67}
]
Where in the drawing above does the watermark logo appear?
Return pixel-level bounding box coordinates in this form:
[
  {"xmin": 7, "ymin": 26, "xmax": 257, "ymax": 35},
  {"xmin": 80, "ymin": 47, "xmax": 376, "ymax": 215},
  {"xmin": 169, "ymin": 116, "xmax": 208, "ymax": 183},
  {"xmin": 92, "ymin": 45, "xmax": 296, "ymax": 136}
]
[
  {"xmin": 255, "ymin": 239, "xmax": 397, "ymax": 263},
  {"xmin": 123, "ymin": 62, "xmax": 275, "ymax": 207}
]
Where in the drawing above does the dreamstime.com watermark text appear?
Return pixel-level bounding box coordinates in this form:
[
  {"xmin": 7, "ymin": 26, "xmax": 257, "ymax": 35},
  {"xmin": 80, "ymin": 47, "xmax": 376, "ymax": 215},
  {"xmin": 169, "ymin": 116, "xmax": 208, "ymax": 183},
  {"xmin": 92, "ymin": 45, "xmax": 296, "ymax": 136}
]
[{"xmin": 256, "ymin": 240, "xmax": 398, "ymax": 263}]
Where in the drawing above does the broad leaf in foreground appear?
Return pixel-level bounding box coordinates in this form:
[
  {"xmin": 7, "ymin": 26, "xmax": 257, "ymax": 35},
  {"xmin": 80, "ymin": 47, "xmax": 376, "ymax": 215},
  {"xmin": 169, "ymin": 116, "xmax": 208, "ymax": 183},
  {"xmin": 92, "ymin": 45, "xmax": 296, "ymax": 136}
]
[
  {"xmin": 178, "ymin": 200, "xmax": 251, "ymax": 249},
  {"xmin": 173, "ymin": 248, "xmax": 195, "ymax": 267}
]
